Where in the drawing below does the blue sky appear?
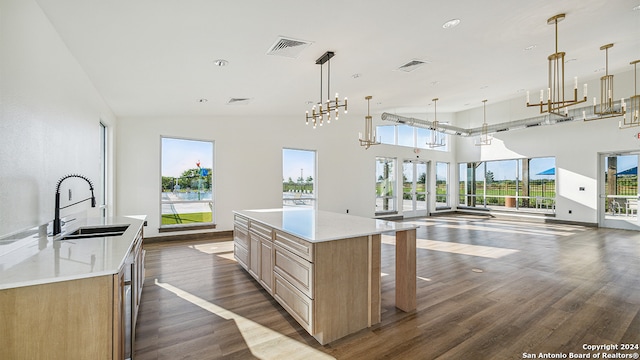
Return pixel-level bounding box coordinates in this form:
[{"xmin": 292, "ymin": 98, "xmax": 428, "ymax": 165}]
[
  {"xmin": 161, "ymin": 137, "xmax": 213, "ymax": 178},
  {"xmin": 283, "ymin": 149, "xmax": 315, "ymax": 182}
]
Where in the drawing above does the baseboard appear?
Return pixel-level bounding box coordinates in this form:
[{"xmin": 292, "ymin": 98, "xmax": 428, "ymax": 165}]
[{"xmin": 144, "ymin": 230, "xmax": 233, "ymax": 243}]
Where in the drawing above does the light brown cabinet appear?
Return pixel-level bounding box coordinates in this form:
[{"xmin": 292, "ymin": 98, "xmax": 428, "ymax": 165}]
[
  {"xmin": 0, "ymin": 227, "xmax": 145, "ymax": 360},
  {"xmin": 233, "ymin": 214, "xmax": 380, "ymax": 345}
]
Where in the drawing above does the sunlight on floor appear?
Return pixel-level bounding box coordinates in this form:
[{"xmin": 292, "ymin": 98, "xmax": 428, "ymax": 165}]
[
  {"xmin": 437, "ymin": 223, "xmax": 576, "ymax": 237},
  {"xmin": 188, "ymin": 243, "xmax": 233, "ymax": 255},
  {"xmin": 154, "ymin": 279, "xmax": 335, "ymax": 360},
  {"xmin": 416, "ymin": 239, "xmax": 519, "ymax": 259}
]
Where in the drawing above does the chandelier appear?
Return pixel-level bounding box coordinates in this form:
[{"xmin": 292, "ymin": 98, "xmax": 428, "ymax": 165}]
[
  {"xmin": 359, "ymin": 96, "xmax": 380, "ymax": 149},
  {"xmin": 620, "ymin": 60, "xmax": 640, "ymax": 128},
  {"xmin": 426, "ymin": 98, "xmax": 446, "ymax": 148},
  {"xmin": 591, "ymin": 43, "xmax": 625, "ymax": 120},
  {"xmin": 526, "ymin": 14, "xmax": 587, "ymax": 116},
  {"xmin": 475, "ymin": 100, "xmax": 492, "ymax": 146},
  {"xmin": 305, "ymin": 51, "xmax": 348, "ymax": 129}
]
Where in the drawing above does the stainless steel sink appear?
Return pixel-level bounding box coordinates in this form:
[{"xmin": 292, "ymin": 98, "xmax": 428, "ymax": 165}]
[{"xmin": 58, "ymin": 224, "xmax": 130, "ymax": 240}]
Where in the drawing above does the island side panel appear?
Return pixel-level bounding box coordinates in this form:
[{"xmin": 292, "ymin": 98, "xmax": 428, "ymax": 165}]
[
  {"xmin": 395, "ymin": 228, "xmax": 417, "ymax": 312},
  {"xmin": 313, "ymin": 236, "xmax": 370, "ymax": 345},
  {"xmin": 369, "ymin": 234, "xmax": 381, "ymax": 325}
]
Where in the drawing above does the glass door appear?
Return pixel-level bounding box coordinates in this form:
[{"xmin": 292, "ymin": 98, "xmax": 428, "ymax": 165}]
[
  {"xmin": 403, "ymin": 160, "xmax": 429, "ymax": 218},
  {"xmin": 599, "ymin": 152, "xmax": 640, "ymax": 230}
]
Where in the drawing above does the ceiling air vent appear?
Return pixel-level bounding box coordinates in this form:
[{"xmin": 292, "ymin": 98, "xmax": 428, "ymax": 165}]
[
  {"xmin": 266, "ymin": 36, "xmax": 313, "ymax": 58},
  {"xmin": 396, "ymin": 59, "xmax": 430, "ymax": 72},
  {"xmin": 227, "ymin": 98, "xmax": 251, "ymax": 105}
]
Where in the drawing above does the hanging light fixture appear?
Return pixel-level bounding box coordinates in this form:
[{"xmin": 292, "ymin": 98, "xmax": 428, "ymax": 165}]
[
  {"xmin": 475, "ymin": 100, "xmax": 492, "ymax": 146},
  {"xmin": 359, "ymin": 96, "xmax": 381, "ymax": 149},
  {"xmin": 305, "ymin": 51, "xmax": 347, "ymax": 129},
  {"xmin": 590, "ymin": 43, "xmax": 625, "ymax": 121},
  {"xmin": 426, "ymin": 98, "xmax": 446, "ymax": 148},
  {"xmin": 526, "ymin": 14, "xmax": 587, "ymax": 116},
  {"xmin": 620, "ymin": 60, "xmax": 640, "ymax": 128}
]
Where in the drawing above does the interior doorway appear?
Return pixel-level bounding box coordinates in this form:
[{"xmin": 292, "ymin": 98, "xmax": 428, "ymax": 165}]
[{"xmin": 402, "ymin": 160, "xmax": 429, "ymax": 218}]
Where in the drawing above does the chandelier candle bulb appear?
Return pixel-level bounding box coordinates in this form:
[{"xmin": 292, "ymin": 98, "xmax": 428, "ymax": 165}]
[
  {"xmin": 574, "ymin": 77, "xmax": 578, "ymax": 89},
  {"xmin": 584, "ymin": 84, "xmax": 588, "ymax": 97},
  {"xmin": 540, "ymin": 90, "xmax": 544, "ymax": 102},
  {"xmin": 526, "ymin": 91, "xmax": 530, "ymax": 104},
  {"xmin": 583, "ymin": 110, "xmax": 586, "ymax": 120}
]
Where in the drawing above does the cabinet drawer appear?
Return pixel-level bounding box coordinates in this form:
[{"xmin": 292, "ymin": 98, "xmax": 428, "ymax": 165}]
[
  {"xmin": 234, "ymin": 225, "xmax": 249, "ymax": 249},
  {"xmin": 274, "ymin": 272, "xmax": 313, "ymax": 333},
  {"xmin": 250, "ymin": 221, "xmax": 272, "ymax": 239},
  {"xmin": 234, "ymin": 215, "xmax": 249, "ymax": 229},
  {"xmin": 274, "ymin": 244, "xmax": 313, "ymax": 298},
  {"xmin": 234, "ymin": 243, "xmax": 249, "ymax": 270},
  {"xmin": 274, "ymin": 230, "xmax": 313, "ymax": 262}
]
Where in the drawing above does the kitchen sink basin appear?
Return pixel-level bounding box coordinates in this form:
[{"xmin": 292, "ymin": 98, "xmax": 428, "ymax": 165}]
[{"xmin": 58, "ymin": 224, "xmax": 130, "ymax": 240}]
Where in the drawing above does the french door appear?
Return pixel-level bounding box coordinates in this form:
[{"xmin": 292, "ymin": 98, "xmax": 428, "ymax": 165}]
[
  {"xmin": 403, "ymin": 160, "xmax": 429, "ymax": 218},
  {"xmin": 599, "ymin": 152, "xmax": 640, "ymax": 230}
]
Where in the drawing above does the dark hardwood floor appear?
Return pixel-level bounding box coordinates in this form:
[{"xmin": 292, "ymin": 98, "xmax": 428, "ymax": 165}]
[{"xmin": 135, "ymin": 214, "xmax": 640, "ymax": 359}]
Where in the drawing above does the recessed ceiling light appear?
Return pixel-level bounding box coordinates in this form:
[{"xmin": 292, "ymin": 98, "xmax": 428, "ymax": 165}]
[
  {"xmin": 442, "ymin": 19, "xmax": 461, "ymax": 29},
  {"xmin": 213, "ymin": 59, "xmax": 229, "ymax": 67},
  {"xmin": 352, "ymin": 73, "xmax": 361, "ymax": 79},
  {"xmin": 197, "ymin": 98, "xmax": 208, "ymax": 103},
  {"xmin": 524, "ymin": 44, "xmax": 536, "ymax": 51},
  {"xmin": 633, "ymin": 4, "xmax": 640, "ymax": 11}
]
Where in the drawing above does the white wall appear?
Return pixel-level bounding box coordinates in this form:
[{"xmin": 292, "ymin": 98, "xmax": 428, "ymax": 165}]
[
  {"xmin": 0, "ymin": 0, "xmax": 117, "ymax": 237},
  {"xmin": 116, "ymin": 112, "xmax": 457, "ymax": 237},
  {"xmin": 453, "ymin": 69, "xmax": 637, "ymax": 224}
]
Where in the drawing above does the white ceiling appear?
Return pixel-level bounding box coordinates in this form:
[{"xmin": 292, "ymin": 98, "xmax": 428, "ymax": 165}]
[{"xmin": 35, "ymin": 0, "xmax": 640, "ymax": 118}]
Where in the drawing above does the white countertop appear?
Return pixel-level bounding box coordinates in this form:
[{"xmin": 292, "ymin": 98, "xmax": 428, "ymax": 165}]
[
  {"xmin": 233, "ymin": 208, "xmax": 417, "ymax": 242},
  {"xmin": 0, "ymin": 216, "xmax": 146, "ymax": 290}
]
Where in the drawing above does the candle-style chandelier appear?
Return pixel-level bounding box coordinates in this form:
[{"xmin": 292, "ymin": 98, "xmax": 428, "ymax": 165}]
[
  {"xmin": 305, "ymin": 51, "xmax": 348, "ymax": 129},
  {"xmin": 359, "ymin": 96, "xmax": 380, "ymax": 149},
  {"xmin": 426, "ymin": 98, "xmax": 446, "ymax": 148},
  {"xmin": 590, "ymin": 43, "xmax": 625, "ymax": 121},
  {"xmin": 526, "ymin": 14, "xmax": 587, "ymax": 117},
  {"xmin": 475, "ymin": 100, "xmax": 492, "ymax": 146},
  {"xmin": 620, "ymin": 60, "xmax": 640, "ymax": 129}
]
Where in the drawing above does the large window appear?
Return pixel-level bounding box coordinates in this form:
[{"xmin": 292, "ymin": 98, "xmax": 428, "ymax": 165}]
[
  {"xmin": 282, "ymin": 148, "xmax": 316, "ymax": 208},
  {"xmin": 436, "ymin": 162, "xmax": 449, "ymax": 208},
  {"xmin": 376, "ymin": 157, "xmax": 396, "ymax": 214},
  {"xmin": 161, "ymin": 137, "xmax": 214, "ymax": 227},
  {"xmin": 458, "ymin": 157, "xmax": 556, "ymax": 212},
  {"xmin": 99, "ymin": 122, "xmax": 107, "ymax": 219},
  {"xmin": 376, "ymin": 124, "xmax": 448, "ymax": 151}
]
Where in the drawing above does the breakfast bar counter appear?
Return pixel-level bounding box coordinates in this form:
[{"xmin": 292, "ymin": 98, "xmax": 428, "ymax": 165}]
[{"xmin": 233, "ymin": 208, "xmax": 418, "ymax": 344}]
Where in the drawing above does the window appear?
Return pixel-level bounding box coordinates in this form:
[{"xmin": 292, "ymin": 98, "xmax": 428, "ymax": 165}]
[
  {"xmin": 282, "ymin": 148, "xmax": 316, "ymax": 208},
  {"xmin": 376, "ymin": 124, "xmax": 448, "ymax": 151},
  {"xmin": 161, "ymin": 137, "xmax": 214, "ymax": 227},
  {"xmin": 435, "ymin": 162, "xmax": 449, "ymax": 208},
  {"xmin": 458, "ymin": 157, "xmax": 555, "ymax": 212},
  {"xmin": 376, "ymin": 157, "xmax": 396, "ymax": 214},
  {"xmin": 99, "ymin": 122, "xmax": 107, "ymax": 219}
]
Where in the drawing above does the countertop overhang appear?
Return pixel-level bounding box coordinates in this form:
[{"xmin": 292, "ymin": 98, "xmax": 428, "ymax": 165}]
[
  {"xmin": 0, "ymin": 216, "xmax": 146, "ymax": 290},
  {"xmin": 233, "ymin": 208, "xmax": 417, "ymax": 242}
]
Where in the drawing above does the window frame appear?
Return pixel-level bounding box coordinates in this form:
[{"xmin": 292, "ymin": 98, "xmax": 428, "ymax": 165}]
[{"xmin": 160, "ymin": 136, "xmax": 215, "ymax": 231}]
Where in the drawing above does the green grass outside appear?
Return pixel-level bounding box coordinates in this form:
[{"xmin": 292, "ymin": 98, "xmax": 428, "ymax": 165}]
[{"xmin": 162, "ymin": 212, "xmax": 212, "ymax": 225}]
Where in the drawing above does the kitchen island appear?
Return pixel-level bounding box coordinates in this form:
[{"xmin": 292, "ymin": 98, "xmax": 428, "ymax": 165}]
[
  {"xmin": 233, "ymin": 208, "xmax": 418, "ymax": 344},
  {"xmin": 0, "ymin": 216, "xmax": 146, "ymax": 360}
]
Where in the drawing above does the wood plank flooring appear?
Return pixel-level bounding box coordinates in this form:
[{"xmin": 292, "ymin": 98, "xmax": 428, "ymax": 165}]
[{"xmin": 135, "ymin": 214, "xmax": 640, "ymax": 359}]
